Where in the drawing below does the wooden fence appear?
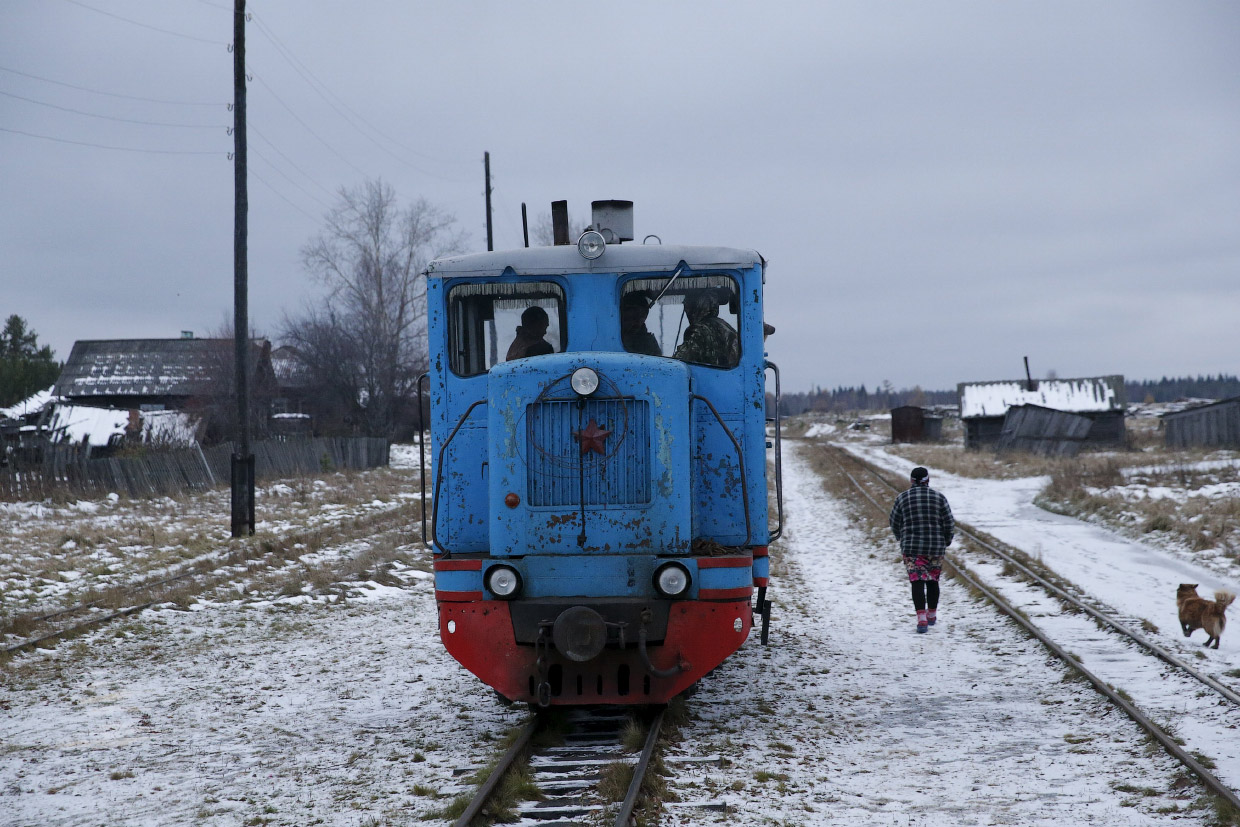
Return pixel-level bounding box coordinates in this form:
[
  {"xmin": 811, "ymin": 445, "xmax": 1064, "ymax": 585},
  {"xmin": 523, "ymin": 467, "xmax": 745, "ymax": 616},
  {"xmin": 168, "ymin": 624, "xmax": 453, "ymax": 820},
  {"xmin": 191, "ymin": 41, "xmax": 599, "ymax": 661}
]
[{"xmin": 0, "ymin": 437, "xmax": 389, "ymax": 501}]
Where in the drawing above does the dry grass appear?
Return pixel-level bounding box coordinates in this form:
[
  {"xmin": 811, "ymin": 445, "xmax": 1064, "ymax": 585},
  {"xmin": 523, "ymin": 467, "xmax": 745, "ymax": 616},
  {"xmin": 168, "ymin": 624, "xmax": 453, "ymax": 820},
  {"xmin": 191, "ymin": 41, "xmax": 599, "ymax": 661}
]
[{"xmin": 795, "ymin": 412, "xmax": 1240, "ymax": 565}]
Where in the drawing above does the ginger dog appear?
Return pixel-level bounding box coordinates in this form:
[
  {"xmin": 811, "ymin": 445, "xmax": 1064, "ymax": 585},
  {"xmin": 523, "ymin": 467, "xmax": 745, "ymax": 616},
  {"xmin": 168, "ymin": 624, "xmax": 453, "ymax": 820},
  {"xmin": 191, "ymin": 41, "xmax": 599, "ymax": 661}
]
[{"xmin": 1177, "ymin": 584, "xmax": 1235, "ymax": 649}]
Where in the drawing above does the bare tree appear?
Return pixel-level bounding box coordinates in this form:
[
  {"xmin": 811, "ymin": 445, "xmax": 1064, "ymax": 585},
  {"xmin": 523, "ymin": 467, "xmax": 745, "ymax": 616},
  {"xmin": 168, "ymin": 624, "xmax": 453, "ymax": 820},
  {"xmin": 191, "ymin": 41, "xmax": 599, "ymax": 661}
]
[{"xmin": 283, "ymin": 180, "xmax": 466, "ymax": 438}]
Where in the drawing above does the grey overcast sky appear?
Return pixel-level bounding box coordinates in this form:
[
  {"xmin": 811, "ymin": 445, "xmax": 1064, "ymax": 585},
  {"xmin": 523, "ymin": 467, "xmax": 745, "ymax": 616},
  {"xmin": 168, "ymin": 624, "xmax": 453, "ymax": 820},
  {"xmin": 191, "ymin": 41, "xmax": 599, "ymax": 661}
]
[{"xmin": 2, "ymin": 1, "xmax": 1237, "ymax": 393}]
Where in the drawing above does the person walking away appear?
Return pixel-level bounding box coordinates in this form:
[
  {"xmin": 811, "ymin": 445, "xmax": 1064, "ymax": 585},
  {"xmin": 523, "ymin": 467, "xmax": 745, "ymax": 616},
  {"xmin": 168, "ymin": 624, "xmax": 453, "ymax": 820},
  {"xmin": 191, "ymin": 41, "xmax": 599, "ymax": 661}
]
[{"xmin": 889, "ymin": 466, "xmax": 954, "ymax": 633}]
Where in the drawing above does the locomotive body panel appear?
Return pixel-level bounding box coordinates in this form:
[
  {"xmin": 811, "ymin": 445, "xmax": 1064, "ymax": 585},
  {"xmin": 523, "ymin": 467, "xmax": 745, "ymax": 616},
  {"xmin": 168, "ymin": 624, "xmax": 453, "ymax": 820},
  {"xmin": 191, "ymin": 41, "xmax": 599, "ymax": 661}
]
[{"xmin": 423, "ymin": 237, "xmax": 774, "ymax": 705}]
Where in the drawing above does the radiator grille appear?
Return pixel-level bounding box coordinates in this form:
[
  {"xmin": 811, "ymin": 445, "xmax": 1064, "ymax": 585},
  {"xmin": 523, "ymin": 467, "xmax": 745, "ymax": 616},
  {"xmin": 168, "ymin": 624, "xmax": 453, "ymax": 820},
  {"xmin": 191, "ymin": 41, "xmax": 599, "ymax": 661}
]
[{"xmin": 526, "ymin": 399, "xmax": 650, "ymax": 507}]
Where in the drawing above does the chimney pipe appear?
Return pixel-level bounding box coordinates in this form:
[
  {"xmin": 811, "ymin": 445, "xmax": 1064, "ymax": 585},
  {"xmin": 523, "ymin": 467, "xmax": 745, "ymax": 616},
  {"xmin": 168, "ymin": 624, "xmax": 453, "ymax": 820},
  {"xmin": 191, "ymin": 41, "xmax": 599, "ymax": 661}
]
[{"xmin": 551, "ymin": 200, "xmax": 570, "ymax": 246}]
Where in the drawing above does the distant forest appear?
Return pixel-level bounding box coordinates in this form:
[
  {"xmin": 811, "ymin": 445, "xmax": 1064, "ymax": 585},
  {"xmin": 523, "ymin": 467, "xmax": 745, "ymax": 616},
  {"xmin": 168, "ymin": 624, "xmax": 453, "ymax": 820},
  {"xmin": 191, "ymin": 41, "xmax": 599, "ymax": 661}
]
[{"xmin": 778, "ymin": 374, "xmax": 1240, "ymax": 415}]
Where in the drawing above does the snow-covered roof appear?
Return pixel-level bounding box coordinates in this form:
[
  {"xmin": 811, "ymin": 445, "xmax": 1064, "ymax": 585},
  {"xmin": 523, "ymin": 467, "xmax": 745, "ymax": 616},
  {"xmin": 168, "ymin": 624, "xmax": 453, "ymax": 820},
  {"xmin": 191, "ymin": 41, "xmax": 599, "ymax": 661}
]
[
  {"xmin": 958, "ymin": 376, "xmax": 1126, "ymax": 418},
  {"xmin": 53, "ymin": 338, "xmax": 270, "ymax": 399},
  {"xmin": 0, "ymin": 386, "xmax": 55, "ymax": 420},
  {"xmin": 426, "ymin": 243, "xmax": 763, "ymax": 279},
  {"xmin": 44, "ymin": 405, "xmax": 132, "ymax": 447},
  {"xmin": 43, "ymin": 405, "xmax": 201, "ymax": 447}
]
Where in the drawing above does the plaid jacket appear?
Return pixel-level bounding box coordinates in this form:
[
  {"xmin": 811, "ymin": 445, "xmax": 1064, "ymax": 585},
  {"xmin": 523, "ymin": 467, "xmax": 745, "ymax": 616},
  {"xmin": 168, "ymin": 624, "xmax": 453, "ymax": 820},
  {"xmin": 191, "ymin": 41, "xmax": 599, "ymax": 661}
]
[{"xmin": 889, "ymin": 484, "xmax": 954, "ymax": 557}]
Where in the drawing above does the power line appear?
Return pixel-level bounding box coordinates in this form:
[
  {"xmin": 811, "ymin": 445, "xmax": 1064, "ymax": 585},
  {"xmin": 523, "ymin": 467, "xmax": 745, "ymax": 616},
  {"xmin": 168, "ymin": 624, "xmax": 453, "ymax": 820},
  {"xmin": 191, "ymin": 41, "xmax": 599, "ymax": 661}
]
[
  {"xmin": 55, "ymin": 0, "xmax": 227, "ymax": 45},
  {"xmin": 251, "ymin": 168, "xmax": 320, "ymax": 222},
  {"xmin": 250, "ymin": 73, "xmax": 370, "ymax": 180},
  {"xmin": 247, "ymin": 11, "xmax": 472, "ymax": 183},
  {"xmin": 0, "ymin": 89, "xmax": 222, "ymax": 128},
  {"xmin": 0, "ymin": 125, "xmax": 220, "ymax": 155},
  {"xmin": 0, "ymin": 65, "xmax": 222, "ymax": 106},
  {"xmin": 249, "ymin": 146, "xmax": 331, "ymax": 210},
  {"xmin": 250, "ymin": 123, "xmax": 335, "ymax": 199}
]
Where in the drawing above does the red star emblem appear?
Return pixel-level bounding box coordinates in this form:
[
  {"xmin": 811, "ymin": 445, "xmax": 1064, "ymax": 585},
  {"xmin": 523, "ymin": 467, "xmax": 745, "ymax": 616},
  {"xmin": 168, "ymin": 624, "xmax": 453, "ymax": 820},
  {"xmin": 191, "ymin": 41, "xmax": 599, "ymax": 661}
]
[{"xmin": 573, "ymin": 418, "xmax": 611, "ymax": 456}]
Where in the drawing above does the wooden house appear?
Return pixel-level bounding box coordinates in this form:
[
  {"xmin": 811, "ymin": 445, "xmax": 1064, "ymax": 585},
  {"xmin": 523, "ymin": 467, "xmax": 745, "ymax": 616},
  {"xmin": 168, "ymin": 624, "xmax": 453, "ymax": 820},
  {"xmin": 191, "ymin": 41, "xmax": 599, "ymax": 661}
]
[
  {"xmin": 53, "ymin": 338, "xmax": 277, "ymax": 443},
  {"xmin": 958, "ymin": 376, "xmax": 1126, "ymax": 450}
]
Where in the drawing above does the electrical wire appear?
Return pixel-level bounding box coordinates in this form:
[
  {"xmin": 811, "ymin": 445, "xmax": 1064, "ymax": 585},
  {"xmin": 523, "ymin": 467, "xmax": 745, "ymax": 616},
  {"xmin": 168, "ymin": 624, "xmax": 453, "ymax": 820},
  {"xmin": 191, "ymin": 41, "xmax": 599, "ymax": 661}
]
[
  {"xmin": 55, "ymin": 0, "xmax": 227, "ymax": 46},
  {"xmin": 250, "ymin": 123, "xmax": 335, "ymax": 199},
  {"xmin": 250, "ymin": 73, "xmax": 370, "ymax": 181},
  {"xmin": 0, "ymin": 125, "xmax": 220, "ymax": 155},
  {"xmin": 246, "ymin": 9, "xmax": 472, "ymax": 183},
  {"xmin": 250, "ymin": 168, "xmax": 319, "ymax": 221},
  {"xmin": 0, "ymin": 89, "xmax": 222, "ymax": 129},
  {"xmin": 0, "ymin": 65, "xmax": 222, "ymax": 106},
  {"xmin": 249, "ymin": 146, "xmax": 332, "ymax": 210}
]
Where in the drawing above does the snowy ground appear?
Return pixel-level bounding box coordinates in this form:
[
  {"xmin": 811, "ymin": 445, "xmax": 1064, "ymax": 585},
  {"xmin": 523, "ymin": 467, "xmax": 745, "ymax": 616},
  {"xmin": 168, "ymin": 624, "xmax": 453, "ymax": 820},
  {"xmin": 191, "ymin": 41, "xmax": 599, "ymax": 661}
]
[
  {"xmin": 1, "ymin": 439, "xmax": 1235, "ymax": 825},
  {"xmin": 661, "ymin": 442, "xmax": 1218, "ymax": 825}
]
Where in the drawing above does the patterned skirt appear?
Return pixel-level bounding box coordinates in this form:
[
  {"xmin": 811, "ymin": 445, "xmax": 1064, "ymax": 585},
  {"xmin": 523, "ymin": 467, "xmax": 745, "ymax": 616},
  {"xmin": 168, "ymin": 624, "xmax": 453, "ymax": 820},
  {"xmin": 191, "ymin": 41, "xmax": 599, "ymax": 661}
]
[{"xmin": 903, "ymin": 554, "xmax": 943, "ymax": 582}]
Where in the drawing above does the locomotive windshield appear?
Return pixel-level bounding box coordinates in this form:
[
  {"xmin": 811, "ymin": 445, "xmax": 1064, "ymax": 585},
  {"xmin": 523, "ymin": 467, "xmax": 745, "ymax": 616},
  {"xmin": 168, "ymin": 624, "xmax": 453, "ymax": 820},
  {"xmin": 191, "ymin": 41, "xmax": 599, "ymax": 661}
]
[
  {"xmin": 620, "ymin": 275, "xmax": 740, "ymax": 368},
  {"xmin": 447, "ymin": 281, "xmax": 566, "ymax": 377}
]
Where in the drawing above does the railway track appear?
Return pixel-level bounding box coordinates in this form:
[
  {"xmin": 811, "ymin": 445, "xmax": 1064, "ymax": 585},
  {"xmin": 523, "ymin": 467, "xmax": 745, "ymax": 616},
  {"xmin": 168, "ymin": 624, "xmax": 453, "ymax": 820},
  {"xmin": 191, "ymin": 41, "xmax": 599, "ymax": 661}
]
[
  {"xmin": 453, "ymin": 706, "xmax": 666, "ymax": 827},
  {"xmin": 2, "ymin": 505, "xmax": 421, "ymax": 657},
  {"xmin": 823, "ymin": 442, "xmax": 1240, "ymax": 812}
]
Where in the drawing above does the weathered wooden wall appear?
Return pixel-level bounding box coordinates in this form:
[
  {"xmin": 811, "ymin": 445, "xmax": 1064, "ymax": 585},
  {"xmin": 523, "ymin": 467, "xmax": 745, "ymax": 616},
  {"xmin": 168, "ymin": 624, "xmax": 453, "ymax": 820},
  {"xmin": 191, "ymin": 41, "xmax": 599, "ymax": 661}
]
[{"xmin": 1164, "ymin": 398, "xmax": 1240, "ymax": 448}]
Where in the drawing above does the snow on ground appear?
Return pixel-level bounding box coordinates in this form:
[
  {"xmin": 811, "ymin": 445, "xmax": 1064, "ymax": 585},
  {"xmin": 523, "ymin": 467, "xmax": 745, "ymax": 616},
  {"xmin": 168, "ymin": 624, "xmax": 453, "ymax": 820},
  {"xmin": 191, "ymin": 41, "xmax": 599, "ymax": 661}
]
[
  {"xmin": 840, "ymin": 441, "xmax": 1240, "ymax": 638},
  {"xmin": 1, "ymin": 440, "xmax": 1233, "ymax": 825},
  {"xmin": 662, "ymin": 442, "xmax": 1211, "ymax": 825},
  {"xmin": 1, "ymin": 573, "xmax": 512, "ymax": 826}
]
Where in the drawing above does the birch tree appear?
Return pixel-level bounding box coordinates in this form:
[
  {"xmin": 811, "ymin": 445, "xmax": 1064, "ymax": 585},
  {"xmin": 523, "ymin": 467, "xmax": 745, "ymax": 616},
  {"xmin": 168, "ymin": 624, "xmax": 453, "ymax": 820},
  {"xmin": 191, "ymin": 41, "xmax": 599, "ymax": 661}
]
[{"xmin": 283, "ymin": 180, "xmax": 465, "ymax": 438}]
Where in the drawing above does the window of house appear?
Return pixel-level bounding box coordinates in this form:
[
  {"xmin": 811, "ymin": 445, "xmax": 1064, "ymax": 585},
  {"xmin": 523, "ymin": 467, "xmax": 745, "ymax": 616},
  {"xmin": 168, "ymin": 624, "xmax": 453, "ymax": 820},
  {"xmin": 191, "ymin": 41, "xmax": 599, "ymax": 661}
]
[
  {"xmin": 447, "ymin": 282, "xmax": 567, "ymax": 377},
  {"xmin": 619, "ymin": 275, "xmax": 740, "ymax": 368}
]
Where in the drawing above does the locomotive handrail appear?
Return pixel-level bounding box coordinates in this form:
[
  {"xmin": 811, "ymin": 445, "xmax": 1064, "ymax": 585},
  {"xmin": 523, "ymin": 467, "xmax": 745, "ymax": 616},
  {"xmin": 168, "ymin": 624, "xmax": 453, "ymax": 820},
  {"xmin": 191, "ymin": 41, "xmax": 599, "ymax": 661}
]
[
  {"xmin": 415, "ymin": 373, "xmax": 429, "ymax": 549},
  {"xmin": 689, "ymin": 393, "xmax": 751, "ymax": 545},
  {"xmin": 765, "ymin": 360, "xmax": 784, "ymax": 541},
  {"xmin": 430, "ymin": 398, "xmax": 489, "ymax": 557}
]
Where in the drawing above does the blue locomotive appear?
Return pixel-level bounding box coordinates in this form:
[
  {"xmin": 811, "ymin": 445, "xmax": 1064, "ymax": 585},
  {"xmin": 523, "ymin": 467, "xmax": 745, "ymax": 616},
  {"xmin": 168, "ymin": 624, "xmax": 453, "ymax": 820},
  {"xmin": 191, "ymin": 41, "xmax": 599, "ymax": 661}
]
[{"xmin": 420, "ymin": 201, "xmax": 782, "ymax": 706}]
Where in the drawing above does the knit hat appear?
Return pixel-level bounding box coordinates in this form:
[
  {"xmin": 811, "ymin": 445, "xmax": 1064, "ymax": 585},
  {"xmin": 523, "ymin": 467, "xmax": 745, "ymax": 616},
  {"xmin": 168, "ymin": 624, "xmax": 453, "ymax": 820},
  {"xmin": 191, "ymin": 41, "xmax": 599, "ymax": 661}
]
[{"xmin": 911, "ymin": 466, "xmax": 929, "ymax": 484}]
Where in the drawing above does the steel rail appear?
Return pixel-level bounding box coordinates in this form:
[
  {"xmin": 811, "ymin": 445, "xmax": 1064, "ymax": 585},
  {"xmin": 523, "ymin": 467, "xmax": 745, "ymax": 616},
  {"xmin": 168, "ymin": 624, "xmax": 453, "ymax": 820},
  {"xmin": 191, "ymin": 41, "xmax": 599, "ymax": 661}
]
[
  {"xmin": 614, "ymin": 706, "xmax": 666, "ymax": 827},
  {"xmin": 835, "ymin": 445, "xmax": 1240, "ymax": 708},
  {"xmin": 4, "ymin": 506, "xmax": 420, "ymax": 657},
  {"xmin": 825, "ymin": 445, "xmax": 1240, "ymax": 813},
  {"xmin": 451, "ymin": 715, "xmax": 541, "ymax": 827}
]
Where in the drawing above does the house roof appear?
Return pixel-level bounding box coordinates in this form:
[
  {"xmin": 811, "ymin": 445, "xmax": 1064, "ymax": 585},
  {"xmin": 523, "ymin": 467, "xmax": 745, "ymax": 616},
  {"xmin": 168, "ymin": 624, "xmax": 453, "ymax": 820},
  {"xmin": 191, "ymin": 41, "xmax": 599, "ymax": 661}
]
[
  {"xmin": 53, "ymin": 338, "xmax": 269, "ymax": 399},
  {"xmin": 958, "ymin": 376, "xmax": 1127, "ymax": 418}
]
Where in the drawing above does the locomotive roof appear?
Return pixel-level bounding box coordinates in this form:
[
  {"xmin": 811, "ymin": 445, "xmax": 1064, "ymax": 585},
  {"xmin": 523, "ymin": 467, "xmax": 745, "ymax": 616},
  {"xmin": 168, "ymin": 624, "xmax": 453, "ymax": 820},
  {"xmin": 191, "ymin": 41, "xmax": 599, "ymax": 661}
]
[{"xmin": 425, "ymin": 244, "xmax": 763, "ymax": 279}]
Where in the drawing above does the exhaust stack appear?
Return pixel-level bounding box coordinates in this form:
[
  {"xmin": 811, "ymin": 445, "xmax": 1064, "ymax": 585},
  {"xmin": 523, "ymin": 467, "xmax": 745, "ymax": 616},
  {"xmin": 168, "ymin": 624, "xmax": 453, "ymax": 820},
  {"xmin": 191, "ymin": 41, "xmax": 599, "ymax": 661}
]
[{"xmin": 590, "ymin": 200, "xmax": 634, "ymax": 244}]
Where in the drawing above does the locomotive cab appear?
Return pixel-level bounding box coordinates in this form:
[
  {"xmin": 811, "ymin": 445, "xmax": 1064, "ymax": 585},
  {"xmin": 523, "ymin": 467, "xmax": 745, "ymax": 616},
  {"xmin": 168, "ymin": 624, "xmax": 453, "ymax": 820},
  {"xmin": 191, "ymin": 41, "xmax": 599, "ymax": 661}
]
[{"xmin": 423, "ymin": 209, "xmax": 778, "ymax": 706}]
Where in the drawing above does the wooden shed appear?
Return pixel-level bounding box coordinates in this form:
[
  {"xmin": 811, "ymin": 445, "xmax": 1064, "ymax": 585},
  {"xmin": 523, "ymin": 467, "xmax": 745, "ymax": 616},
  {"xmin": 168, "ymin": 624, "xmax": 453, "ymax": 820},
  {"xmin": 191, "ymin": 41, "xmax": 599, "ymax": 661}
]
[
  {"xmin": 1162, "ymin": 396, "xmax": 1240, "ymax": 449},
  {"xmin": 995, "ymin": 404, "xmax": 1093, "ymax": 457},
  {"xmin": 890, "ymin": 406, "xmax": 943, "ymax": 443},
  {"xmin": 958, "ymin": 375, "xmax": 1127, "ymax": 450}
]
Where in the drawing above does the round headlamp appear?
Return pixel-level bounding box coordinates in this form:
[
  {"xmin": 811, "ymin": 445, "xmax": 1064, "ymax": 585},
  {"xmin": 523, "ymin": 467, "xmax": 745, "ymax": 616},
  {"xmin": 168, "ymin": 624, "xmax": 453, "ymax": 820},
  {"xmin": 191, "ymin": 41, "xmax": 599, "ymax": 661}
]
[
  {"xmin": 577, "ymin": 230, "xmax": 606, "ymax": 260},
  {"xmin": 486, "ymin": 565, "xmax": 522, "ymax": 599},
  {"xmin": 653, "ymin": 562, "xmax": 691, "ymax": 597},
  {"xmin": 570, "ymin": 367, "xmax": 600, "ymax": 396}
]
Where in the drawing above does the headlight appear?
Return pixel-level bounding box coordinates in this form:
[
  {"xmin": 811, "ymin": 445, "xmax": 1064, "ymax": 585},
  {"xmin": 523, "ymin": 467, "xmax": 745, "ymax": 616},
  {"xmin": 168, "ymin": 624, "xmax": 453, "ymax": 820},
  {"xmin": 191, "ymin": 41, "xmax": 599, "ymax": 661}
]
[
  {"xmin": 486, "ymin": 565, "xmax": 522, "ymax": 599},
  {"xmin": 653, "ymin": 563, "xmax": 690, "ymax": 597},
  {"xmin": 577, "ymin": 230, "xmax": 606, "ymax": 260},
  {"xmin": 571, "ymin": 367, "xmax": 600, "ymax": 396}
]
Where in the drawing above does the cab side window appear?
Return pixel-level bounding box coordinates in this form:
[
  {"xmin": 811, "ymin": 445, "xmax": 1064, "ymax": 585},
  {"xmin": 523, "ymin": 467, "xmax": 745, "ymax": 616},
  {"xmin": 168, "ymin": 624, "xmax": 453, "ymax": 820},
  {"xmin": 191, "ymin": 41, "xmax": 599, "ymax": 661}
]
[
  {"xmin": 620, "ymin": 275, "xmax": 740, "ymax": 368},
  {"xmin": 448, "ymin": 282, "xmax": 566, "ymax": 377}
]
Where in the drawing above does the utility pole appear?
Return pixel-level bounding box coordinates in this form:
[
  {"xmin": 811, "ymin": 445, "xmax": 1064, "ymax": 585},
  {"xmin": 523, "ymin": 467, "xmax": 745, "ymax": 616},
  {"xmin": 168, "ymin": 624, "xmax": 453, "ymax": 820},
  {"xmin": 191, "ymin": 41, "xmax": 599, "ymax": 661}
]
[
  {"xmin": 231, "ymin": 0, "xmax": 255, "ymax": 537},
  {"xmin": 484, "ymin": 151, "xmax": 493, "ymax": 252}
]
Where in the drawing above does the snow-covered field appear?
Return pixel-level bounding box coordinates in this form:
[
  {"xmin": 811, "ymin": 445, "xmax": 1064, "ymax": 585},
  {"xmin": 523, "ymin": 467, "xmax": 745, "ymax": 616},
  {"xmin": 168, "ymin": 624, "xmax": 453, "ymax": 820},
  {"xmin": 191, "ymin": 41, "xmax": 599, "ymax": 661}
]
[
  {"xmin": 2, "ymin": 439, "xmax": 1236, "ymax": 825},
  {"xmin": 662, "ymin": 442, "xmax": 1221, "ymax": 825}
]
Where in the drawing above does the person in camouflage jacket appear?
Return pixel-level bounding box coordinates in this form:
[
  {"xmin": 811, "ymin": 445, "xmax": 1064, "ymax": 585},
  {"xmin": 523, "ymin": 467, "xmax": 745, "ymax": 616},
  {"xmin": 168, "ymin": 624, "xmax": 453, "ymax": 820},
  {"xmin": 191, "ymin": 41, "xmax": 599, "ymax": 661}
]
[
  {"xmin": 673, "ymin": 289, "xmax": 739, "ymax": 368},
  {"xmin": 889, "ymin": 466, "xmax": 954, "ymax": 633}
]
